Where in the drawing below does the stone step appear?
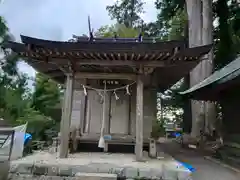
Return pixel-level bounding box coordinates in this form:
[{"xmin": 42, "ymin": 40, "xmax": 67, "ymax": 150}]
[
  {"xmin": 75, "ymin": 172, "xmax": 117, "ymax": 180},
  {"xmin": 8, "ymin": 174, "xmax": 76, "ymax": 180}
]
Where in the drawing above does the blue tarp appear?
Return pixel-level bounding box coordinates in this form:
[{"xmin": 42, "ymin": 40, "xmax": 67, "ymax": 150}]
[
  {"xmin": 173, "ymin": 132, "xmax": 181, "ymax": 137},
  {"xmin": 24, "ymin": 133, "xmax": 32, "ymax": 144},
  {"xmin": 179, "ymin": 161, "xmax": 196, "ymax": 172}
]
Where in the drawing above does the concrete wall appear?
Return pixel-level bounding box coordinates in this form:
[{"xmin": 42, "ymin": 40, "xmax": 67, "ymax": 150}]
[{"xmin": 70, "ymin": 85, "xmax": 157, "ymax": 139}]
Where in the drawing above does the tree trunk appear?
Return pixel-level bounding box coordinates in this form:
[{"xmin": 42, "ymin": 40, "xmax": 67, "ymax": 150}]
[
  {"xmin": 202, "ymin": 0, "xmax": 216, "ymax": 134},
  {"xmin": 182, "ymin": 5, "xmax": 192, "ymax": 134},
  {"xmin": 186, "ymin": 0, "xmax": 203, "ymax": 138},
  {"xmin": 186, "ymin": 0, "xmax": 202, "ymax": 47},
  {"xmin": 182, "ymin": 74, "xmax": 192, "ymax": 133}
]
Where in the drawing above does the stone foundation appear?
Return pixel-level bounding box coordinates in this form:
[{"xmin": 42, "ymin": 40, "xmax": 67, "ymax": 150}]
[{"xmin": 9, "ymin": 152, "xmax": 192, "ymax": 180}]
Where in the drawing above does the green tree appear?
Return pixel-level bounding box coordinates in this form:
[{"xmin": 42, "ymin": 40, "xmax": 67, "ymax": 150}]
[
  {"xmin": 168, "ymin": 9, "xmax": 188, "ymax": 41},
  {"xmin": 17, "ymin": 107, "xmax": 54, "ymax": 140},
  {"xmin": 0, "ymin": 16, "xmax": 58, "ymax": 141},
  {"xmin": 106, "ymin": 0, "xmax": 145, "ymax": 28},
  {"xmin": 154, "ymin": 0, "xmax": 185, "ymax": 37},
  {"xmin": 0, "ymin": 16, "xmax": 8, "ymax": 41},
  {"xmin": 215, "ymin": 0, "xmax": 240, "ymax": 69},
  {"xmin": 95, "ymin": 24, "xmax": 139, "ymax": 38},
  {"xmin": 0, "ymin": 16, "xmax": 29, "ymax": 123},
  {"xmin": 155, "ymin": 0, "xmax": 185, "ymax": 22},
  {"xmin": 215, "ymin": 0, "xmax": 234, "ymax": 70},
  {"xmin": 31, "ymin": 73, "xmax": 62, "ymax": 120}
]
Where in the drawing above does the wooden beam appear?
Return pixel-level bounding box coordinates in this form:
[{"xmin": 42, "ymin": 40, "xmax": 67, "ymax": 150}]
[
  {"xmin": 74, "ymin": 72, "xmax": 136, "ymax": 80},
  {"xmin": 29, "ymin": 56, "xmax": 200, "ymax": 69},
  {"xmin": 75, "ymin": 60, "xmax": 165, "ymax": 67},
  {"xmin": 59, "ymin": 74, "xmax": 74, "ymax": 158},
  {"xmin": 29, "ymin": 57, "xmax": 166, "ymax": 67},
  {"xmin": 135, "ymin": 75, "xmax": 144, "ymax": 161}
]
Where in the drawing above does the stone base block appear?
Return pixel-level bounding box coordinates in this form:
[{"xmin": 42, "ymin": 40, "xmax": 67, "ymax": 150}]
[
  {"xmin": 0, "ymin": 161, "xmax": 10, "ymax": 180},
  {"xmin": 75, "ymin": 172, "xmax": 117, "ymax": 180},
  {"xmin": 149, "ymin": 139, "xmax": 157, "ymax": 158}
]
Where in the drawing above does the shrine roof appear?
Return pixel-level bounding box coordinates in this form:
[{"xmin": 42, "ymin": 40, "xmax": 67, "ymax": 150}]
[
  {"xmin": 180, "ymin": 56, "xmax": 240, "ymax": 101},
  {"xmin": 4, "ymin": 35, "xmax": 212, "ymax": 90},
  {"xmin": 5, "ymin": 35, "xmax": 211, "ymax": 61}
]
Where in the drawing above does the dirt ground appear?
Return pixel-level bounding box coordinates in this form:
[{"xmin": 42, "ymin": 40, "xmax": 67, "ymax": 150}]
[{"xmin": 157, "ymin": 139, "xmax": 240, "ymax": 180}]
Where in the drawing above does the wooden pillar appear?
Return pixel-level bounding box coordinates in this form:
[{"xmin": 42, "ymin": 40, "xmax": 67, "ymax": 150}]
[
  {"xmin": 59, "ymin": 74, "xmax": 74, "ymax": 158},
  {"xmin": 135, "ymin": 75, "xmax": 144, "ymax": 161},
  {"xmin": 84, "ymin": 97, "xmax": 91, "ymax": 133},
  {"xmin": 80, "ymin": 95, "xmax": 86, "ymax": 135},
  {"xmin": 79, "ymin": 79, "xmax": 87, "ymax": 135}
]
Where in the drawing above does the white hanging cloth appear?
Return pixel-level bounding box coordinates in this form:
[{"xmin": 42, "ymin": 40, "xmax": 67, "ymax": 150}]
[{"xmin": 98, "ymin": 81, "xmax": 106, "ymax": 148}]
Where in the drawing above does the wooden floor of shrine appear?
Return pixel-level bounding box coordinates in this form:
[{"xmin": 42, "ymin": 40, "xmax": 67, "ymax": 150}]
[{"xmin": 76, "ymin": 133, "xmax": 150, "ymax": 153}]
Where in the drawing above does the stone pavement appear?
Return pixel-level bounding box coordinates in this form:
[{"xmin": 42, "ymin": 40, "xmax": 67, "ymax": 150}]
[
  {"xmin": 157, "ymin": 140, "xmax": 240, "ymax": 180},
  {"xmin": 9, "ymin": 151, "xmax": 192, "ymax": 180}
]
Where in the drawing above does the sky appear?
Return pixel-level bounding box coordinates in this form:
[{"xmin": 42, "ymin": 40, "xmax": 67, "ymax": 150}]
[{"xmin": 0, "ymin": 0, "xmax": 157, "ymax": 78}]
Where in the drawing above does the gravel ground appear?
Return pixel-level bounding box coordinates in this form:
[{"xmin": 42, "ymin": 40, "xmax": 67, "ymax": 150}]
[{"xmin": 157, "ymin": 140, "xmax": 240, "ymax": 180}]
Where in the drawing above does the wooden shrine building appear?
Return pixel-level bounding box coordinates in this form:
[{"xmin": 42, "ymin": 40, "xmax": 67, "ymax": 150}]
[
  {"xmin": 180, "ymin": 56, "xmax": 240, "ymax": 166},
  {"xmin": 5, "ymin": 35, "xmax": 211, "ymax": 161},
  {"xmin": 180, "ymin": 56, "xmax": 240, "ymax": 136}
]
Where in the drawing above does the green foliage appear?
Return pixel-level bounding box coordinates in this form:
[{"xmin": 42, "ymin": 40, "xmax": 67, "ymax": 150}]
[
  {"xmin": 16, "ymin": 107, "xmax": 54, "ymax": 140},
  {"xmin": 162, "ymin": 80, "xmax": 186, "ymax": 109},
  {"xmin": 29, "ymin": 73, "xmax": 62, "ymax": 140},
  {"xmin": 32, "ymin": 73, "xmax": 62, "ymax": 119},
  {"xmin": 213, "ymin": 0, "xmax": 239, "ymax": 69},
  {"xmin": 151, "ymin": 119, "xmax": 165, "ymax": 139},
  {"xmin": 95, "ymin": 24, "xmax": 139, "ymax": 38},
  {"xmin": 154, "ymin": 0, "xmax": 185, "ymax": 37},
  {"xmin": 0, "ymin": 16, "xmax": 61, "ymax": 142},
  {"xmin": 106, "ymin": 0, "xmax": 145, "ymax": 28},
  {"xmin": 168, "ymin": 9, "xmax": 187, "ymax": 41},
  {"xmin": 215, "ymin": 0, "xmax": 235, "ymax": 70},
  {"xmin": 155, "ymin": 5, "xmax": 189, "ymax": 128},
  {"xmin": 0, "ymin": 19, "xmax": 29, "ymax": 123},
  {"xmin": 0, "ymin": 16, "xmax": 8, "ymax": 38},
  {"xmin": 140, "ymin": 1, "xmax": 187, "ymax": 40},
  {"xmin": 155, "ymin": 0, "xmax": 185, "ymax": 23}
]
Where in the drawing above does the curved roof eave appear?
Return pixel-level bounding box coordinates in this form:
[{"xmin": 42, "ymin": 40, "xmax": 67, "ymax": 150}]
[{"xmin": 180, "ymin": 56, "xmax": 240, "ymax": 95}]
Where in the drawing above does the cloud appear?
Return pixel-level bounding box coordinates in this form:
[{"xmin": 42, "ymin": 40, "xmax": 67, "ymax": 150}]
[
  {"xmin": 0, "ymin": 0, "xmax": 157, "ymax": 78},
  {"xmin": 0, "ymin": 0, "xmax": 114, "ymax": 41}
]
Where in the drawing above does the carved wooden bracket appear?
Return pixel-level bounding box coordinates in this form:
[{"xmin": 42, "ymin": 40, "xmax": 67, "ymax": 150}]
[
  {"xmin": 136, "ymin": 65, "xmax": 155, "ymax": 75},
  {"xmin": 143, "ymin": 67, "xmax": 154, "ymax": 75}
]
